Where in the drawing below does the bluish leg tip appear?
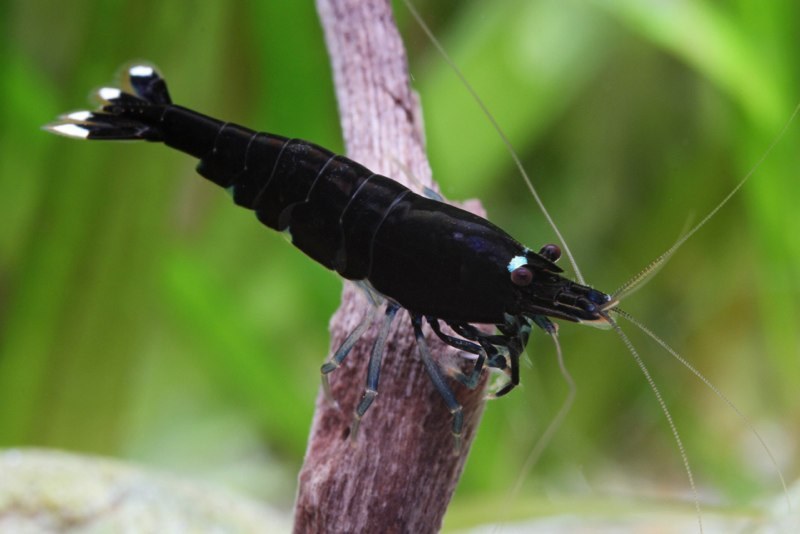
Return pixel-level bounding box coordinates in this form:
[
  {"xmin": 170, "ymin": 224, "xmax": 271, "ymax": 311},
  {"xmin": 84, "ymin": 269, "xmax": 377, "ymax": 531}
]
[
  {"xmin": 349, "ymin": 416, "xmax": 362, "ymax": 443},
  {"xmin": 320, "ymin": 374, "xmax": 340, "ymax": 409},
  {"xmin": 452, "ymin": 433, "xmax": 463, "ymax": 455}
]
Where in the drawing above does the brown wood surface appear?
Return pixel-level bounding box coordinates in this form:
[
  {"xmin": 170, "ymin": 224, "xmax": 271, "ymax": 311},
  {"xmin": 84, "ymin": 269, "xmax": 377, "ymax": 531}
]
[{"xmin": 293, "ymin": 1, "xmax": 488, "ymax": 533}]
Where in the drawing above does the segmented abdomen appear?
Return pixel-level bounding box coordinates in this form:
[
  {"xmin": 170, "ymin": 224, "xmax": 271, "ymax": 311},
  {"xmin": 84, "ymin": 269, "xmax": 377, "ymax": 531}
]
[{"xmin": 160, "ymin": 105, "xmax": 410, "ymax": 280}]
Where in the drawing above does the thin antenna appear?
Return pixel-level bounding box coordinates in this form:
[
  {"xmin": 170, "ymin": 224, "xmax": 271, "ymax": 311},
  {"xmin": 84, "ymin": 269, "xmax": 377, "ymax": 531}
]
[
  {"xmin": 401, "ymin": 0, "xmax": 585, "ymax": 284},
  {"xmin": 604, "ymin": 312, "xmax": 703, "ymax": 534},
  {"xmin": 614, "ymin": 98, "xmax": 800, "ymax": 300},
  {"xmin": 612, "ymin": 218, "xmax": 692, "ymax": 301},
  {"xmin": 491, "ymin": 331, "xmax": 575, "ymax": 534},
  {"xmin": 613, "ymin": 307, "xmax": 792, "ymax": 511},
  {"xmin": 509, "ymin": 331, "xmax": 575, "ymax": 497}
]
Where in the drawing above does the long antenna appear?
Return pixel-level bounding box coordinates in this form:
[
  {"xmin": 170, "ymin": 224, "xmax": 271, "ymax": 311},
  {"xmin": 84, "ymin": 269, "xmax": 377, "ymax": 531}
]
[
  {"xmin": 613, "ymin": 307, "xmax": 791, "ymax": 511},
  {"xmin": 402, "ymin": 0, "xmax": 585, "ymax": 284},
  {"xmin": 491, "ymin": 331, "xmax": 575, "ymax": 534},
  {"xmin": 509, "ymin": 331, "xmax": 575, "ymax": 498},
  {"xmin": 605, "ymin": 313, "xmax": 703, "ymax": 534},
  {"xmin": 613, "ymin": 98, "xmax": 800, "ymax": 300}
]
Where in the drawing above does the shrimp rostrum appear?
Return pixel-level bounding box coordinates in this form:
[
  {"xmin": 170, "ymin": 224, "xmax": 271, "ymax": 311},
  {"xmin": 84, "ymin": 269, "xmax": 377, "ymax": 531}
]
[{"xmin": 46, "ymin": 64, "xmax": 616, "ymax": 449}]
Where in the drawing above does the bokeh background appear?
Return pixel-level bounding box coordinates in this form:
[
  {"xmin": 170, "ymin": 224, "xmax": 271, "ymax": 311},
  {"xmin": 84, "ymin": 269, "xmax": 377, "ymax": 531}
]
[{"xmin": 2, "ymin": 0, "xmax": 798, "ymax": 529}]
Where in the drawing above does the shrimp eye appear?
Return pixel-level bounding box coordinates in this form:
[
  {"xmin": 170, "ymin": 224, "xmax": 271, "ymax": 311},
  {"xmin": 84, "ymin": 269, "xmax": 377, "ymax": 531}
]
[
  {"xmin": 539, "ymin": 243, "xmax": 561, "ymax": 262},
  {"xmin": 510, "ymin": 266, "xmax": 533, "ymax": 286}
]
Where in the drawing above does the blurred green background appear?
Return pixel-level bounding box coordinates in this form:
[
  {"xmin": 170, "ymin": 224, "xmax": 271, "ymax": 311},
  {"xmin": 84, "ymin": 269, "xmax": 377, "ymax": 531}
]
[{"xmin": 1, "ymin": 0, "xmax": 798, "ymax": 529}]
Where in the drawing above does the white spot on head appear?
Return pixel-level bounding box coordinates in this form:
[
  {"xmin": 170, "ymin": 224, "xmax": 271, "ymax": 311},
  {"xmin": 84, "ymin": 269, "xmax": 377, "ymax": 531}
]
[
  {"xmin": 64, "ymin": 110, "xmax": 92, "ymax": 122},
  {"xmin": 507, "ymin": 255, "xmax": 528, "ymax": 273},
  {"xmin": 129, "ymin": 65, "xmax": 154, "ymax": 77},
  {"xmin": 97, "ymin": 87, "xmax": 121, "ymax": 101},
  {"xmin": 46, "ymin": 123, "xmax": 90, "ymax": 139}
]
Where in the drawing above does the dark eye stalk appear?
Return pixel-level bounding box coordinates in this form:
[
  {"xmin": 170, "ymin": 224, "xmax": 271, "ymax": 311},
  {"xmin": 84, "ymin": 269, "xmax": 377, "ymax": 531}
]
[
  {"xmin": 510, "ymin": 266, "xmax": 533, "ymax": 286},
  {"xmin": 539, "ymin": 243, "xmax": 561, "ymax": 262}
]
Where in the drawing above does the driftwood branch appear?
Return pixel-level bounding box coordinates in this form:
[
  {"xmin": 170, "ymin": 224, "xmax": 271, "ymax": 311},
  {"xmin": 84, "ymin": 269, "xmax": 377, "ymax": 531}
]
[{"xmin": 294, "ymin": 1, "xmax": 487, "ymax": 532}]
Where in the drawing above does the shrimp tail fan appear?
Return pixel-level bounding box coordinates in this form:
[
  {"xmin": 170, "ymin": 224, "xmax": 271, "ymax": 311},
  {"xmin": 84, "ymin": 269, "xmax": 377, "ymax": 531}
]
[{"xmin": 44, "ymin": 63, "xmax": 171, "ymax": 142}]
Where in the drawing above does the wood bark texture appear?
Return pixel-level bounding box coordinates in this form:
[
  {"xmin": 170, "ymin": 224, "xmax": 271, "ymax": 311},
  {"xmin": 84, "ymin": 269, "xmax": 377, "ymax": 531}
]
[{"xmin": 294, "ymin": 1, "xmax": 488, "ymax": 533}]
